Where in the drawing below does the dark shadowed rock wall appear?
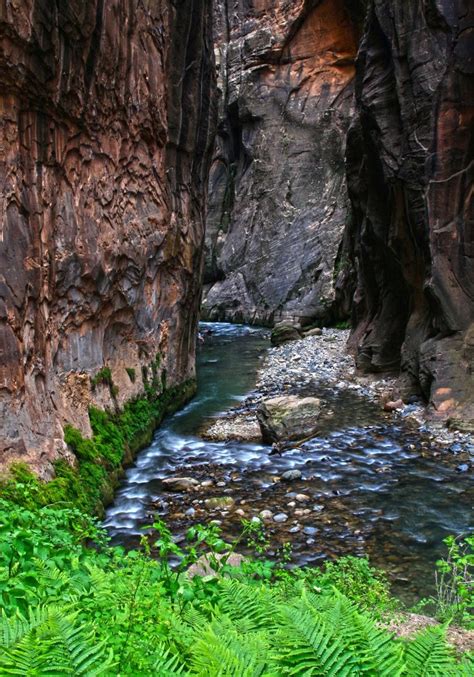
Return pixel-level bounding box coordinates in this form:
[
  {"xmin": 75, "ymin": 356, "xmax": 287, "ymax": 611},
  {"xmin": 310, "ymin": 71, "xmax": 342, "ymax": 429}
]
[
  {"xmin": 343, "ymin": 0, "xmax": 473, "ymax": 421},
  {"xmin": 202, "ymin": 0, "xmax": 362, "ymax": 326},
  {"xmin": 0, "ymin": 0, "xmax": 216, "ymax": 475}
]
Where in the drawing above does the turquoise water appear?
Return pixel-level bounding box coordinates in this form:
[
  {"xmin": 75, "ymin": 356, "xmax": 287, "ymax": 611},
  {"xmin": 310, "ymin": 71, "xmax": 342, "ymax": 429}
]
[{"xmin": 104, "ymin": 323, "xmax": 473, "ymax": 602}]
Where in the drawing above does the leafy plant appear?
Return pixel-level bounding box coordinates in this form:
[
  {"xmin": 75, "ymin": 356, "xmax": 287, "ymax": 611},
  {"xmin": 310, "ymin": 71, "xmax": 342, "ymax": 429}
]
[{"xmin": 434, "ymin": 535, "xmax": 473, "ymax": 627}]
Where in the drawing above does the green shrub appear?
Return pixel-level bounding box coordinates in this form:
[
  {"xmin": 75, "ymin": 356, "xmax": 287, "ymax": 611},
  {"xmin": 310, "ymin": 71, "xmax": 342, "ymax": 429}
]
[
  {"xmin": 0, "ymin": 504, "xmax": 470, "ymax": 676},
  {"xmin": 90, "ymin": 366, "xmax": 113, "ymax": 388}
]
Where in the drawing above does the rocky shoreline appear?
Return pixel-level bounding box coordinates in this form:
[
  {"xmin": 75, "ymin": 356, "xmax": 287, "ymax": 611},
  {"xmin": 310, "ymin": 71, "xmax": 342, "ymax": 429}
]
[{"xmin": 201, "ymin": 329, "xmax": 474, "ymax": 464}]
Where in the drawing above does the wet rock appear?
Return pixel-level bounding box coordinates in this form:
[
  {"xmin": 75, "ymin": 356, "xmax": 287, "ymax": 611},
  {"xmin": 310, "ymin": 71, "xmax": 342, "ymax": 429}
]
[
  {"xmin": 303, "ymin": 526, "xmax": 319, "ymax": 536},
  {"xmin": 259, "ymin": 510, "xmax": 273, "ymax": 521},
  {"xmin": 456, "ymin": 464, "xmax": 470, "ymax": 473},
  {"xmin": 270, "ymin": 324, "xmax": 303, "ymax": 346},
  {"xmin": 257, "ymin": 395, "xmax": 321, "ymax": 443},
  {"xmin": 162, "ymin": 477, "xmax": 199, "ymax": 491},
  {"xmin": 205, "ymin": 497, "xmax": 235, "ymax": 510},
  {"xmin": 384, "ymin": 400, "xmax": 405, "ymax": 412},
  {"xmin": 281, "ymin": 469, "xmax": 303, "ymax": 482},
  {"xmin": 273, "ymin": 513, "xmax": 289, "ymax": 523},
  {"xmin": 200, "ymin": 480, "xmax": 214, "ymax": 488},
  {"xmin": 289, "ymin": 526, "xmax": 301, "ymax": 533},
  {"xmin": 185, "ymin": 508, "xmax": 196, "ymax": 517},
  {"xmin": 295, "ymin": 494, "xmax": 311, "ymax": 503}
]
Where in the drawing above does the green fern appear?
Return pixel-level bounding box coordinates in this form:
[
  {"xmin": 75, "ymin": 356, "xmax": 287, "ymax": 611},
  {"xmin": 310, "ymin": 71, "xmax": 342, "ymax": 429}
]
[
  {"xmin": 189, "ymin": 620, "xmax": 270, "ymax": 676},
  {"xmin": 273, "ymin": 603, "xmax": 356, "ymax": 675},
  {"xmin": 403, "ymin": 625, "xmax": 459, "ymax": 676},
  {"xmin": 0, "ymin": 605, "xmax": 112, "ymax": 676},
  {"xmin": 152, "ymin": 643, "xmax": 188, "ymax": 675}
]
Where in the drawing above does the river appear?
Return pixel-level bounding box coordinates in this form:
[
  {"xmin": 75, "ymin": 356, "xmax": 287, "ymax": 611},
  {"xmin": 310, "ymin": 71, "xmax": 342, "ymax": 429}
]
[{"xmin": 104, "ymin": 323, "xmax": 473, "ymax": 603}]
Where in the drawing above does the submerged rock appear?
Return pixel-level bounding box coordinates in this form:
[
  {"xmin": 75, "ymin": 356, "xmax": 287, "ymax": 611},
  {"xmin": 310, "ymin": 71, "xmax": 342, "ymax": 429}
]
[
  {"xmin": 281, "ymin": 470, "xmax": 303, "ymax": 482},
  {"xmin": 162, "ymin": 477, "xmax": 199, "ymax": 491},
  {"xmin": 205, "ymin": 496, "xmax": 235, "ymax": 510},
  {"xmin": 273, "ymin": 513, "xmax": 289, "ymax": 523},
  {"xmin": 257, "ymin": 395, "xmax": 322, "ymax": 443}
]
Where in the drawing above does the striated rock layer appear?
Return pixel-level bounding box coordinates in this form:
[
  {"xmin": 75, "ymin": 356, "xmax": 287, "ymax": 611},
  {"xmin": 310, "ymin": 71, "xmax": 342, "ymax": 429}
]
[
  {"xmin": 0, "ymin": 1, "xmax": 216, "ymax": 476},
  {"xmin": 202, "ymin": 0, "xmax": 363, "ymax": 325},
  {"xmin": 343, "ymin": 0, "xmax": 474, "ymax": 421}
]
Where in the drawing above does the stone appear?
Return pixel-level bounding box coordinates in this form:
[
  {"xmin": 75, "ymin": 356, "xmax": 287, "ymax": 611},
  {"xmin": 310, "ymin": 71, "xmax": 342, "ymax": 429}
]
[
  {"xmin": 303, "ymin": 526, "xmax": 319, "ymax": 536},
  {"xmin": 259, "ymin": 510, "xmax": 273, "ymax": 521},
  {"xmin": 0, "ymin": 0, "xmax": 216, "ymax": 474},
  {"xmin": 273, "ymin": 513, "xmax": 289, "ymax": 523},
  {"xmin": 235, "ymin": 509, "xmax": 245, "ymax": 517},
  {"xmin": 270, "ymin": 325, "xmax": 303, "ymax": 346},
  {"xmin": 304, "ymin": 328, "xmax": 323, "ymax": 337},
  {"xmin": 384, "ymin": 400, "xmax": 404, "ymax": 412},
  {"xmin": 205, "ymin": 497, "xmax": 235, "ymax": 510},
  {"xmin": 162, "ymin": 477, "xmax": 199, "ymax": 492},
  {"xmin": 187, "ymin": 553, "xmax": 245, "ymax": 579},
  {"xmin": 313, "ymin": 505, "xmax": 325, "ymax": 513},
  {"xmin": 257, "ymin": 395, "xmax": 322, "ymax": 443},
  {"xmin": 185, "ymin": 508, "xmax": 196, "ymax": 517},
  {"xmin": 281, "ymin": 470, "xmax": 303, "ymax": 482},
  {"xmin": 295, "ymin": 494, "xmax": 311, "ymax": 503},
  {"xmin": 200, "ymin": 480, "xmax": 214, "ymax": 488}
]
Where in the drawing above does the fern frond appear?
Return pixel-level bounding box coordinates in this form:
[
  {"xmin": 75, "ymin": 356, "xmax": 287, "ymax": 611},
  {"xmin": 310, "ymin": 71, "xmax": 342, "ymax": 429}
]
[
  {"xmin": 272, "ymin": 604, "xmax": 356, "ymax": 676},
  {"xmin": 152, "ymin": 643, "xmax": 188, "ymax": 675},
  {"xmin": 216, "ymin": 579, "xmax": 278, "ymax": 632},
  {"xmin": 0, "ymin": 605, "xmax": 112, "ymax": 676},
  {"xmin": 404, "ymin": 624, "xmax": 459, "ymax": 676},
  {"xmin": 189, "ymin": 620, "xmax": 269, "ymax": 676}
]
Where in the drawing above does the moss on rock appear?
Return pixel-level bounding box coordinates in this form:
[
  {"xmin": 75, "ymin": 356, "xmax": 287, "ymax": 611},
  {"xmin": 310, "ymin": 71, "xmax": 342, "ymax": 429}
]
[{"xmin": 1, "ymin": 379, "xmax": 196, "ymax": 517}]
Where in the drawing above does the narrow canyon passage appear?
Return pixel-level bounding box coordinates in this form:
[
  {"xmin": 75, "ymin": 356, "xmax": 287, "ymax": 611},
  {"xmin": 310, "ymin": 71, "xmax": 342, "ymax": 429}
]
[{"xmin": 105, "ymin": 323, "xmax": 473, "ymax": 604}]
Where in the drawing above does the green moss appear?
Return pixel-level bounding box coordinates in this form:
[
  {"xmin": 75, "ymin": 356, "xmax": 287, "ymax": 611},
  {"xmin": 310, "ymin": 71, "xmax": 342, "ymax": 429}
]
[
  {"xmin": 125, "ymin": 367, "xmax": 136, "ymax": 383},
  {"xmin": 1, "ymin": 379, "xmax": 197, "ymax": 517}
]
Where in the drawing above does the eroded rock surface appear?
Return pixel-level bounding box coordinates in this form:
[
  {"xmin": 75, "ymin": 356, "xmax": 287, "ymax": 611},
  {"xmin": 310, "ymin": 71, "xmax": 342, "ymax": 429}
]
[
  {"xmin": 202, "ymin": 0, "xmax": 362, "ymax": 325},
  {"xmin": 343, "ymin": 0, "xmax": 474, "ymax": 421},
  {"xmin": 0, "ymin": 1, "xmax": 216, "ymax": 475}
]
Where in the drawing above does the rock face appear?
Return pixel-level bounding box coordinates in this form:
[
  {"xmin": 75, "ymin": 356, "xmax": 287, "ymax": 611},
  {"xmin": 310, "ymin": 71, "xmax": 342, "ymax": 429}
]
[
  {"xmin": 0, "ymin": 1, "xmax": 216, "ymax": 475},
  {"xmin": 202, "ymin": 0, "xmax": 363, "ymax": 325},
  {"xmin": 257, "ymin": 395, "xmax": 322, "ymax": 443},
  {"xmin": 343, "ymin": 0, "xmax": 474, "ymax": 421}
]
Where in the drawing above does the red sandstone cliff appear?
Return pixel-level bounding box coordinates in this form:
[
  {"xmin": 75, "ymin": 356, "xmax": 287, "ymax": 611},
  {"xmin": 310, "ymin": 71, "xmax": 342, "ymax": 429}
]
[{"xmin": 0, "ymin": 1, "xmax": 216, "ymax": 476}]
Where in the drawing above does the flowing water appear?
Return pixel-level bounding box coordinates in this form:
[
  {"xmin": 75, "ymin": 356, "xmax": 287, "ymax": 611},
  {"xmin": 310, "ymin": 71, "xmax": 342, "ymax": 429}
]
[{"xmin": 104, "ymin": 323, "xmax": 473, "ymax": 603}]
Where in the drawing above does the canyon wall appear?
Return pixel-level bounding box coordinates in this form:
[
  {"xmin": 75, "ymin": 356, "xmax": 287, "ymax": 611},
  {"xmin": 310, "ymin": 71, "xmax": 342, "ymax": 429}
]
[
  {"xmin": 0, "ymin": 0, "xmax": 216, "ymax": 476},
  {"xmin": 344, "ymin": 0, "xmax": 473, "ymax": 421},
  {"xmin": 202, "ymin": 0, "xmax": 363, "ymax": 325}
]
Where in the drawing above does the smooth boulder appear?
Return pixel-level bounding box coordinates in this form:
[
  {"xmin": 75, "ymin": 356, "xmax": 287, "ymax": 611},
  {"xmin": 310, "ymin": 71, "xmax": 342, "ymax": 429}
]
[
  {"xmin": 257, "ymin": 395, "xmax": 322, "ymax": 443},
  {"xmin": 270, "ymin": 323, "xmax": 302, "ymax": 346}
]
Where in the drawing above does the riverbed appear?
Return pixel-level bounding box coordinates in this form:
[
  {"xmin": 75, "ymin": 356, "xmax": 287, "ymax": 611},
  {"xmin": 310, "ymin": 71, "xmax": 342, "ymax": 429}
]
[{"xmin": 104, "ymin": 323, "xmax": 473, "ymax": 603}]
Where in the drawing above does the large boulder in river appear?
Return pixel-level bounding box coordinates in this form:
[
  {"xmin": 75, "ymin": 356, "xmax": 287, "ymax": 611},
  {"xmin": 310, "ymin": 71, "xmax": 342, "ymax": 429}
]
[
  {"xmin": 270, "ymin": 323, "xmax": 303, "ymax": 346},
  {"xmin": 256, "ymin": 395, "xmax": 321, "ymax": 443}
]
